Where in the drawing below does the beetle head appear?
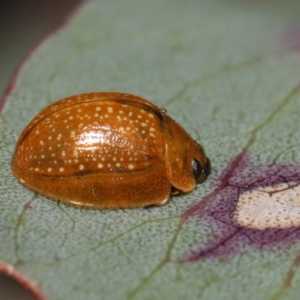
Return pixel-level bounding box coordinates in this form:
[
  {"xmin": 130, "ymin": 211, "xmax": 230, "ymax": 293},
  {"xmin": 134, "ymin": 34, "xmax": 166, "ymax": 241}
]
[{"xmin": 164, "ymin": 115, "xmax": 210, "ymax": 194}]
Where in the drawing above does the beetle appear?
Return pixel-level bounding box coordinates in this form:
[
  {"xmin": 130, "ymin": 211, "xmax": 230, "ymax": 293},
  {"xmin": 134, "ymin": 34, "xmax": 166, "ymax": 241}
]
[{"xmin": 11, "ymin": 92, "xmax": 210, "ymax": 209}]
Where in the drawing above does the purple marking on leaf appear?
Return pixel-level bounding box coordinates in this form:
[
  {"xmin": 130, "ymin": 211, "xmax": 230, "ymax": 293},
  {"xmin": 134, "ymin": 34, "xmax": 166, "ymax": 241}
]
[
  {"xmin": 24, "ymin": 203, "xmax": 34, "ymax": 211},
  {"xmin": 181, "ymin": 152, "xmax": 300, "ymax": 262},
  {"xmin": 281, "ymin": 26, "xmax": 300, "ymax": 52}
]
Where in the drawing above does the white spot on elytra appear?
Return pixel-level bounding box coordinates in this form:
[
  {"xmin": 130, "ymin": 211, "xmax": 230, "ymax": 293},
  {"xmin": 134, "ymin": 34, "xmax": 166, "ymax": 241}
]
[
  {"xmin": 107, "ymin": 107, "xmax": 113, "ymax": 113},
  {"xmin": 128, "ymin": 164, "xmax": 134, "ymax": 170},
  {"xmin": 59, "ymin": 167, "xmax": 64, "ymax": 172},
  {"xmin": 48, "ymin": 168, "xmax": 52, "ymax": 172},
  {"xmin": 79, "ymin": 164, "xmax": 84, "ymax": 170},
  {"xmin": 141, "ymin": 122, "xmax": 147, "ymax": 127},
  {"xmin": 98, "ymin": 163, "xmax": 103, "ymax": 168}
]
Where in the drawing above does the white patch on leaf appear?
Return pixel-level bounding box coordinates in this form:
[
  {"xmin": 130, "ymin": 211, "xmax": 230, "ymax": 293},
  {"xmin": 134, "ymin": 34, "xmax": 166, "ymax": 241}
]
[{"xmin": 234, "ymin": 182, "xmax": 300, "ymax": 229}]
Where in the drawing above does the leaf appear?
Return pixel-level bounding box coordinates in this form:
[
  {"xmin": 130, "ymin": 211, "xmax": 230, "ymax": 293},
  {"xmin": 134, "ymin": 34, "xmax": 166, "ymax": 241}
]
[{"xmin": 2, "ymin": 0, "xmax": 300, "ymax": 299}]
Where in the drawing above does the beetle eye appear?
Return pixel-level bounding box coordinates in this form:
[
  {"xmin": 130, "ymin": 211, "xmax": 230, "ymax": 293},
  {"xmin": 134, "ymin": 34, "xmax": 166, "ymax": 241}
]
[{"xmin": 192, "ymin": 159, "xmax": 203, "ymax": 180}]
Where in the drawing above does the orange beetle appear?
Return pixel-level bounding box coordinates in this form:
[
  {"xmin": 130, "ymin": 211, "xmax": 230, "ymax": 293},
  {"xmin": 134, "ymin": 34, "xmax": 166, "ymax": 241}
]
[{"xmin": 11, "ymin": 92, "xmax": 210, "ymax": 209}]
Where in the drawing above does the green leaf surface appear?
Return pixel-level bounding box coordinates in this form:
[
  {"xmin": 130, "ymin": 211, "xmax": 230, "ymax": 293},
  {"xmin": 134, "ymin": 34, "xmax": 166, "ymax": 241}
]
[{"xmin": 2, "ymin": 0, "xmax": 300, "ymax": 299}]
